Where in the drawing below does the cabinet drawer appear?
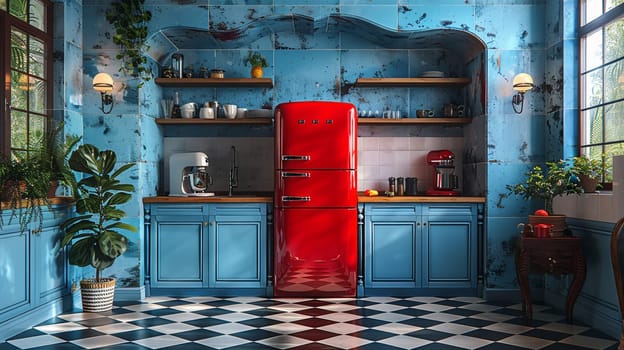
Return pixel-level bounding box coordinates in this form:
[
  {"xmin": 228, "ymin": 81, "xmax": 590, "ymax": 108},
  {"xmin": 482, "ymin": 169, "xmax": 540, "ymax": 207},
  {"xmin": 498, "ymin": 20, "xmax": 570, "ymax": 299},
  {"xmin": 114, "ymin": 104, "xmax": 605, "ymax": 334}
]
[
  {"xmin": 151, "ymin": 204, "xmax": 206, "ymax": 216},
  {"xmin": 365, "ymin": 204, "xmax": 419, "ymax": 216},
  {"xmin": 424, "ymin": 205, "xmax": 474, "ymax": 219},
  {"xmin": 211, "ymin": 204, "xmax": 266, "ymax": 217}
]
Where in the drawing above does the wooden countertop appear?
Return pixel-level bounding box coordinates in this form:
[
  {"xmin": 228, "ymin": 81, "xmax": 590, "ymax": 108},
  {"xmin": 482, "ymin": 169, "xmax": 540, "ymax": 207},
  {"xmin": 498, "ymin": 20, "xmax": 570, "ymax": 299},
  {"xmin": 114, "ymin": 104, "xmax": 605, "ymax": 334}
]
[
  {"xmin": 358, "ymin": 195, "xmax": 486, "ymax": 203},
  {"xmin": 144, "ymin": 194, "xmax": 485, "ymax": 204},
  {"xmin": 143, "ymin": 195, "xmax": 273, "ymax": 203}
]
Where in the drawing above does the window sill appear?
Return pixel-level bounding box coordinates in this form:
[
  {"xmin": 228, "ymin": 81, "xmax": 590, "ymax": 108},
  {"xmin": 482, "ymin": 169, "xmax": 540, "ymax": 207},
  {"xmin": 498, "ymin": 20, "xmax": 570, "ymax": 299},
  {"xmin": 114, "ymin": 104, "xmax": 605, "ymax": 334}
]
[{"xmin": 554, "ymin": 156, "xmax": 623, "ymax": 224}]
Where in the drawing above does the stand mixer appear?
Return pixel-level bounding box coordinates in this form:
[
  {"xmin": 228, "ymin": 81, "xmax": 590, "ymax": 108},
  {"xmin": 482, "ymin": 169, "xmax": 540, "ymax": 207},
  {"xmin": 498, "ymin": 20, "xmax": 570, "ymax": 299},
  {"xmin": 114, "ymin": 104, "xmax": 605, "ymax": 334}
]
[
  {"xmin": 169, "ymin": 152, "xmax": 214, "ymax": 196},
  {"xmin": 425, "ymin": 150, "xmax": 460, "ymax": 196}
]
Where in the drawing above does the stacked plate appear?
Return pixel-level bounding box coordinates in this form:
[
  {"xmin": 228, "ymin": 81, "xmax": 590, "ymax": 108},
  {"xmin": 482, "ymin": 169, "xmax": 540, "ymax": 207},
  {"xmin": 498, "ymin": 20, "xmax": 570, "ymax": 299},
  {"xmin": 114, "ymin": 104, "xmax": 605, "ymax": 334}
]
[{"xmin": 421, "ymin": 70, "xmax": 445, "ymax": 78}]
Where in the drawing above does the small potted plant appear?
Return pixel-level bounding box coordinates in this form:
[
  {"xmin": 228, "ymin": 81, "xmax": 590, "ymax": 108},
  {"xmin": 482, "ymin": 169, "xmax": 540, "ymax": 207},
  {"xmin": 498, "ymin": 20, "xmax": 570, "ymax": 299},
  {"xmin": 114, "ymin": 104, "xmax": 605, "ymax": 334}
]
[
  {"xmin": 506, "ymin": 160, "xmax": 582, "ymax": 236},
  {"xmin": 571, "ymin": 155, "xmax": 605, "ymax": 193},
  {"xmin": 60, "ymin": 144, "xmax": 137, "ymax": 312},
  {"xmin": 0, "ymin": 155, "xmax": 51, "ymax": 233},
  {"xmin": 246, "ymin": 51, "xmax": 268, "ymax": 78}
]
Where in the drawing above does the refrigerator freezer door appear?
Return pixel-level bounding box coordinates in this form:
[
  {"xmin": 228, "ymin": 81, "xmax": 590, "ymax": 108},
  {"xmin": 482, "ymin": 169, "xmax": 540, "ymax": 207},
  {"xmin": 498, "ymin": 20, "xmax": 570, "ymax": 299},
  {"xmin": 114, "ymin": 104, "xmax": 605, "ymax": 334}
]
[
  {"xmin": 275, "ymin": 170, "xmax": 357, "ymax": 208},
  {"xmin": 275, "ymin": 101, "xmax": 357, "ymax": 170},
  {"xmin": 274, "ymin": 207, "xmax": 358, "ymax": 297}
]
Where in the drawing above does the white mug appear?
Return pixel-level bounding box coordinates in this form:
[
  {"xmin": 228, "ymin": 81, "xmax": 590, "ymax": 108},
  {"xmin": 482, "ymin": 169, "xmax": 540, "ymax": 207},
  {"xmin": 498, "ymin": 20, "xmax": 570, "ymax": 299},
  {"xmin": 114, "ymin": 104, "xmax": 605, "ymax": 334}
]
[{"xmin": 199, "ymin": 107, "xmax": 215, "ymax": 119}]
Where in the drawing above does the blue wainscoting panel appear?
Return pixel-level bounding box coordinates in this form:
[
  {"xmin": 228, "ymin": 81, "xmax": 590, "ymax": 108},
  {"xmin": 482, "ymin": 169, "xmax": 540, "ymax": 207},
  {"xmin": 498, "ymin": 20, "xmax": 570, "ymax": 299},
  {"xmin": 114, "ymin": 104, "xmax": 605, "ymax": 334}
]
[{"xmin": 0, "ymin": 229, "xmax": 30, "ymax": 324}]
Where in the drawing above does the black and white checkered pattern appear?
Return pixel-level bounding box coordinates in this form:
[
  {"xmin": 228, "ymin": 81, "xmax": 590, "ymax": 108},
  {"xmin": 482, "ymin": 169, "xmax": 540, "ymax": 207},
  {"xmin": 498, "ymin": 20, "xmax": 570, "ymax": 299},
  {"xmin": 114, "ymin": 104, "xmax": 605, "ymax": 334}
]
[{"xmin": 1, "ymin": 296, "xmax": 618, "ymax": 349}]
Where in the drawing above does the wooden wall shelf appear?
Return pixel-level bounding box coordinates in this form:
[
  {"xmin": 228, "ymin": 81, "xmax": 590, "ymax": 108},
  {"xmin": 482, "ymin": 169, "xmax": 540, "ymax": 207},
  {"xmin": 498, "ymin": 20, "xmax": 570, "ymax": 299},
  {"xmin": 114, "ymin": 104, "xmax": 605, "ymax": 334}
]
[
  {"xmin": 154, "ymin": 77, "xmax": 273, "ymax": 88},
  {"xmin": 358, "ymin": 118, "xmax": 471, "ymax": 125},
  {"xmin": 155, "ymin": 118, "xmax": 273, "ymax": 125},
  {"xmin": 354, "ymin": 77, "xmax": 471, "ymax": 87}
]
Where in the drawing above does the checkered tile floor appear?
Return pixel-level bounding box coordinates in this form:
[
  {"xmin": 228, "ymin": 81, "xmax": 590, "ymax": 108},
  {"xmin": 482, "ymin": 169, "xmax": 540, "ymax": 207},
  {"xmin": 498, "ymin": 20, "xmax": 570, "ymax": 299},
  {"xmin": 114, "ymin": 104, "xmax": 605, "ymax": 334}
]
[{"xmin": 0, "ymin": 296, "xmax": 618, "ymax": 349}]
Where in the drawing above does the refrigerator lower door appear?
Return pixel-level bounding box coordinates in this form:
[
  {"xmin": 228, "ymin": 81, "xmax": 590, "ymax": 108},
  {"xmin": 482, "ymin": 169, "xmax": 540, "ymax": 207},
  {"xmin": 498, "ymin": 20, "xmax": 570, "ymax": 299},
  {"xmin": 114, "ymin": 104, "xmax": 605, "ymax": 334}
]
[{"xmin": 274, "ymin": 207, "xmax": 357, "ymax": 297}]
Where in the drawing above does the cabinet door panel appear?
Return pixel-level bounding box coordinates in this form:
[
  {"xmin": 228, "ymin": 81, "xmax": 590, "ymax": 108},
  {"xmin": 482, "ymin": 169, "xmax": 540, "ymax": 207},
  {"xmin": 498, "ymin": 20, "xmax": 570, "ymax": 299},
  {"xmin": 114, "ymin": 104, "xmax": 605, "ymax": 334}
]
[
  {"xmin": 424, "ymin": 216, "xmax": 476, "ymax": 288},
  {"xmin": 212, "ymin": 221, "xmax": 262, "ymax": 285},
  {"xmin": 154, "ymin": 220, "xmax": 206, "ymax": 287},
  {"xmin": 365, "ymin": 218, "xmax": 419, "ymax": 288}
]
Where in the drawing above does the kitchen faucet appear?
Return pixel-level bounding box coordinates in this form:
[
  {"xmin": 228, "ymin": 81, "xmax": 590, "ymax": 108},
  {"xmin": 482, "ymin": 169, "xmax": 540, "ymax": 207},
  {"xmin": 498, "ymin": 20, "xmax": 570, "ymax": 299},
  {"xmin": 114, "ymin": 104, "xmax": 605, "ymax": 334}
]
[{"xmin": 228, "ymin": 146, "xmax": 239, "ymax": 196}]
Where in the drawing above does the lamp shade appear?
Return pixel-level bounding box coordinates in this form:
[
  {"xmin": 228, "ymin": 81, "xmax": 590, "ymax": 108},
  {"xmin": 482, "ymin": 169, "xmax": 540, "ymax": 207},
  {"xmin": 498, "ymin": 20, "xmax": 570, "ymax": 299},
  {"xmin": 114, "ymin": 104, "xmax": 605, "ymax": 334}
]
[
  {"xmin": 93, "ymin": 73, "xmax": 114, "ymax": 92},
  {"xmin": 512, "ymin": 73, "xmax": 534, "ymax": 93}
]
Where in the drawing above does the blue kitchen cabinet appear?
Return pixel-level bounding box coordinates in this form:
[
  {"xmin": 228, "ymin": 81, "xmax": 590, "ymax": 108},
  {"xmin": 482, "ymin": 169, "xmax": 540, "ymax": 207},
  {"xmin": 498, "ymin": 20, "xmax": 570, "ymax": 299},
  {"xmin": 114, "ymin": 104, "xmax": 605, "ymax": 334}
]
[
  {"xmin": 146, "ymin": 202, "xmax": 268, "ymax": 295},
  {"xmin": 422, "ymin": 204, "xmax": 477, "ymax": 289},
  {"xmin": 364, "ymin": 204, "xmax": 421, "ymax": 289},
  {"xmin": 362, "ymin": 202, "xmax": 481, "ymax": 296},
  {"xmin": 209, "ymin": 204, "xmax": 267, "ymax": 289},
  {"xmin": 149, "ymin": 204, "xmax": 208, "ymax": 288}
]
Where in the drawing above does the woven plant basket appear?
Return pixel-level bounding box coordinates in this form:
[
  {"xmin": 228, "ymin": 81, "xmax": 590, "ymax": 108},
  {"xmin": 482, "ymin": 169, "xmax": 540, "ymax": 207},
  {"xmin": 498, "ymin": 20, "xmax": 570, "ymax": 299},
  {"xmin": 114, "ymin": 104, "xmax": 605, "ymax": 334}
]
[
  {"xmin": 529, "ymin": 215, "xmax": 567, "ymax": 237},
  {"xmin": 80, "ymin": 277, "xmax": 116, "ymax": 312}
]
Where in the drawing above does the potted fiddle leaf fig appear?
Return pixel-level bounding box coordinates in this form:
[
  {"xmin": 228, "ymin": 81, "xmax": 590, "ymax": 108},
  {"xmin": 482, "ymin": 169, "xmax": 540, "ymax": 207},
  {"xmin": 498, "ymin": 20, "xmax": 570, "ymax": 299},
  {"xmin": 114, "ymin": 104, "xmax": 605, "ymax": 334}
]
[
  {"xmin": 60, "ymin": 144, "xmax": 137, "ymax": 312},
  {"xmin": 506, "ymin": 160, "xmax": 582, "ymax": 236}
]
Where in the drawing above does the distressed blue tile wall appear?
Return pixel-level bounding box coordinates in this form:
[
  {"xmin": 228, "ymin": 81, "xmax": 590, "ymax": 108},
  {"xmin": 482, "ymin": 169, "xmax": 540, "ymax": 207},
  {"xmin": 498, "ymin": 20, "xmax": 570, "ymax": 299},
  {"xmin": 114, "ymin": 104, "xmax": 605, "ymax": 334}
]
[{"xmin": 73, "ymin": 1, "xmax": 562, "ymax": 295}]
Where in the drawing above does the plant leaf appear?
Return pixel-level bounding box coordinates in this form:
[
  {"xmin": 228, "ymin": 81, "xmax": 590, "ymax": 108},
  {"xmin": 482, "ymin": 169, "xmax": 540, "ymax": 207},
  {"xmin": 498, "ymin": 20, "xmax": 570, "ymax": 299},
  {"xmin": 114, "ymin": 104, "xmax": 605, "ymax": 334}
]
[{"xmin": 98, "ymin": 231, "xmax": 128, "ymax": 258}]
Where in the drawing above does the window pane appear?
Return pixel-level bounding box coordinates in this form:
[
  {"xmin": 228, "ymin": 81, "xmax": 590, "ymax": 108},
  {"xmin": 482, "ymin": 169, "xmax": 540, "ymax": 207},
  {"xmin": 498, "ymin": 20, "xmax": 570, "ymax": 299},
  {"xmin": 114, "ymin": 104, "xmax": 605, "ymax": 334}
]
[
  {"xmin": 10, "ymin": 28, "xmax": 27, "ymax": 72},
  {"xmin": 585, "ymin": 30, "xmax": 603, "ymax": 71},
  {"xmin": 30, "ymin": 77, "xmax": 46, "ymax": 114},
  {"xmin": 29, "ymin": 0, "xmax": 45, "ymax": 31},
  {"xmin": 605, "ymin": 101, "xmax": 624, "ymax": 142},
  {"xmin": 28, "ymin": 115, "xmax": 45, "ymax": 150},
  {"xmin": 605, "ymin": 143, "xmax": 624, "ymax": 181},
  {"xmin": 9, "ymin": 0, "xmax": 28, "ymax": 22},
  {"xmin": 583, "ymin": 69, "xmax": 603, "ymax": 108},
  {"xmin": 586, "ymin": 0, "xmax": 603, "ymax": 24},
  {"xmin": 29, "ymin": 37, "xmax": 44, "ymax": 78},
  {"xmin": 11, "ymin": 71, "xmax": 28, "ymax": 110},
  {"xmin": 604, "ymin": 60, "xmax": 624, "ymax": 103},
  {"xmin": 605, "ymin": 17, "xmax": 624, "ymax": 63},
  {"xmin": 10, "ymin": 111, "xmax": 28, "ymax": 151},
  {"xmin": 581, "ymin": 107, "xmax": 603, "ymax": 146},
  {"xmin": 607, "ymin": 0, "xmax": 624, "ymax": 12},
  {"xmin": 1, "ymin": 0, "xmax": 6, "ymax": 11}
]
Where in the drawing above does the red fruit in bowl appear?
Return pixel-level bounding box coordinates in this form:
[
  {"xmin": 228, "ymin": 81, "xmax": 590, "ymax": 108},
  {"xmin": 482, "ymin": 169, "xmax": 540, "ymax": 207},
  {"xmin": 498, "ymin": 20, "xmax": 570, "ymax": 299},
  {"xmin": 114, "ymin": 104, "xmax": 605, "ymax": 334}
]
[{"xmin": 534, "ymin": 209, "xmax": 549, "ymax": 216}]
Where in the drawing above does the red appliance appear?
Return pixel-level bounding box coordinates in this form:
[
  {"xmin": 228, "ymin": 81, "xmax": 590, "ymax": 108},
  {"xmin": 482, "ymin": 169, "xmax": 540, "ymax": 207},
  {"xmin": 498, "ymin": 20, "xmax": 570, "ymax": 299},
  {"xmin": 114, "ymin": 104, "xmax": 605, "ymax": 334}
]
[
  {"xmin": 274, "ymin": 101, "xmax": 358, "ymax": 297},
  {"xmin": 425, "ymin": 149, "xmax": 460, "ymax": 196}
]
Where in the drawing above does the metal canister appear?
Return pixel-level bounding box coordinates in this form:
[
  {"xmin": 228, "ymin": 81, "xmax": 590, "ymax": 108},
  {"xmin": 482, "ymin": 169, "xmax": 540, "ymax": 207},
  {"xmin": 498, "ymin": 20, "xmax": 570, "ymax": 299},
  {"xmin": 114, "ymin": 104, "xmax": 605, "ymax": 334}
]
[
  {"xmin": 397, "ymin": 177, "xmax": 405, "ymax": 196},
  {"xmin": 388, "ymin": 177, "xmax": 396, "ymax": 194},
  {"xmin": 405, "ymin": 177, "xmax": 418, "ymax": 195}
]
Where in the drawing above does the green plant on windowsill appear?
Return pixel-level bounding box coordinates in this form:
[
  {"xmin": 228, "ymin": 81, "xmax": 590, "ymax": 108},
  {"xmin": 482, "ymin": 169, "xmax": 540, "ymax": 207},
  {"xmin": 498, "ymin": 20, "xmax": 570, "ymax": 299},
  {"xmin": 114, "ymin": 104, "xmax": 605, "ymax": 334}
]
[
  {"xmin": 570, "ymin": 155, "xmax": 606, "ymax": 193},
  {"xmin": 105, "ymin": 0, "xmax": 153, "ymax": 87},
  {"xmin": 506, "ymin": 160, "xmax": 582, "ymax": 215}
]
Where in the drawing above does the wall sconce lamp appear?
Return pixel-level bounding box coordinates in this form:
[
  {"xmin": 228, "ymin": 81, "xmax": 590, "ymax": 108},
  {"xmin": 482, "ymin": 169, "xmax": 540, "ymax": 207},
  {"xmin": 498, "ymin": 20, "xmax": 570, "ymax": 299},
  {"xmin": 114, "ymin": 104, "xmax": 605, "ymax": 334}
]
[
  {"xmin": 512, "ymin": 73, "xmax": 534, "ymax": 114},
  {"xmin": 93, "ymin": 72, "xmax": 114, "ymax": 114}
]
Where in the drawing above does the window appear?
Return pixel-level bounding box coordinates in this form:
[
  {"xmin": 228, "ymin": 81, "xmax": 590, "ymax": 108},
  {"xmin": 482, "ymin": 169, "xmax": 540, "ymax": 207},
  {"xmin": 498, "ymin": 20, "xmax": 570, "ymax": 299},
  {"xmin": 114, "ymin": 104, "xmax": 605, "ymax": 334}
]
[
  {"xmin": 1, "ymin": 0, "xmax": 53, "ymax": 160},
  {"xmin": 580, "ymin": 0, "xmax": 624, "ymax": 186}
]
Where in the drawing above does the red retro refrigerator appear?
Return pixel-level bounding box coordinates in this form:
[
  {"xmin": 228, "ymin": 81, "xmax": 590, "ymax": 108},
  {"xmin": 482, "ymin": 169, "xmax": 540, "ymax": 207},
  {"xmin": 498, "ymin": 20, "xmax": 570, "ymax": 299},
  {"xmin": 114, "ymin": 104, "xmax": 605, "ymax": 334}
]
[{"xmin": 274, "ymin": 101, "xmax": 358, "ymax": 297}]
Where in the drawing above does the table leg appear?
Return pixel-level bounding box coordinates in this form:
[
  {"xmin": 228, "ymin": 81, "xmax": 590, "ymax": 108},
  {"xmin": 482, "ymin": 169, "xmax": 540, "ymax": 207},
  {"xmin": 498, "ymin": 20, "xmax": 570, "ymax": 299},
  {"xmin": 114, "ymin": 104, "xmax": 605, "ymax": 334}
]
[
  {"xmin": 516, "ymin": 248, "xmax": 533, "ymax": 320},
  {"xmin": 565, "ymin": 253, "xmax": 586, "ymax": 322}
]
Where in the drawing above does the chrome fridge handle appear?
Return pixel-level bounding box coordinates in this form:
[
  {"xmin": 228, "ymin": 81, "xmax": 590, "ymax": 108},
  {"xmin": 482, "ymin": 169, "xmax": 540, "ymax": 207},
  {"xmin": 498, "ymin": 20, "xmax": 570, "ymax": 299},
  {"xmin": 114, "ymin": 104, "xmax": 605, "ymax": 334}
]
[
  {"xmin": 282, "ymin": 196, "xmax": 311, "ymax": 202},
  {"xmin": 281, "ymin": 172, "xmax": 311, "ymax": 178},
  {"xmin": 281, "ymin": 155, "xmax": 310, "ymax": 161}
]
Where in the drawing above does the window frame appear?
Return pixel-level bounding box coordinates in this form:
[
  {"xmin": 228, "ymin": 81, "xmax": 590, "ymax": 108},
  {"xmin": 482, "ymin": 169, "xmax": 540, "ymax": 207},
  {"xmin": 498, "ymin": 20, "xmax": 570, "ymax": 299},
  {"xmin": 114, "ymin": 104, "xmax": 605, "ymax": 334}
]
[
  {"xmin": 578, "ymin": 1, "xmax": 624, "ymax": 190},
  {"xmin": 0, "ymin": 0, "xmax": 54, "ymax": 159}
]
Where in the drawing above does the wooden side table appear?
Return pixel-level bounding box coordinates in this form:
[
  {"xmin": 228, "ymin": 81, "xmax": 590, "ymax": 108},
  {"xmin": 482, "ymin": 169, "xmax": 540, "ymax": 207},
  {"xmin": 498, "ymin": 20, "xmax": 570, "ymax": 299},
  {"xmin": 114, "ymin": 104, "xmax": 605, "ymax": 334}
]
[{"xmin": 515, "ymin": 236, "xmax": 586, "ymax": 322}]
